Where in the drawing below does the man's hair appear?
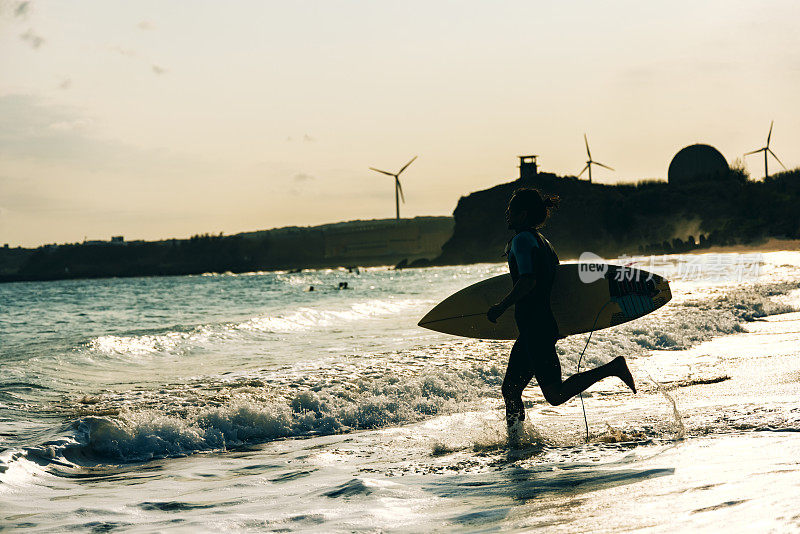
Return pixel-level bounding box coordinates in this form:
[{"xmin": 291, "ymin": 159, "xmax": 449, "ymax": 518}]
[{"xmin": 508, "ymin": 188, "xmax": 559, "ymax": 227}]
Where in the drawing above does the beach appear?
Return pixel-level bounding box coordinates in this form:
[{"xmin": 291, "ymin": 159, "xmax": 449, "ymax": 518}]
[{"xmin": 1, "ymin": 250, "xmax": 800, "ymax": 532}]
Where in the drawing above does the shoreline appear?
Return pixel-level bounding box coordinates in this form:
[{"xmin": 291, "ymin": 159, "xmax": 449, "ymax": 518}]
[
  {"xmin": 680, "ymin": 237, "xmax": 800, "ymax": 255},
  {"xmin": 3, "ymin": 238, "xmax": 800, "ymax": 284},
  {"xmin": 557, "ymin": 237, "xmax": 800, "ymax": 263}
]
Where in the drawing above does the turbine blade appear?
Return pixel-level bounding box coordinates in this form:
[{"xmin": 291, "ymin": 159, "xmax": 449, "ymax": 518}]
[
  {"xmin": 594, "ymin": 161, "xmax": 615, "ymax": 171},
  {"xmin": 577, "ymin": 164, "xmax": 589, "ymax": 178},
  {"xmin": 768, "ymin": 149, "xmax": 788, "ymax": 170},
  {"xmin": 584, "ymin": 134, "xmax": 591, "ymax": 159},
  {"xmin": 397, "ymin": 179, "xmax": 405, "ymax": 203},
  {"xmin": 743, "ymin": 148, "xmax": 764, "ymax": 156},
  {"xmin": 369, "ymin": 167, "xmax": 396, "ymax": 177},
  {"xmin": 397, "ymin": 155, "xmax": 418, "ymax": 176},
  {"xmin": 767, "ymin": 120, "xmax": 774, "ymax": 146}
]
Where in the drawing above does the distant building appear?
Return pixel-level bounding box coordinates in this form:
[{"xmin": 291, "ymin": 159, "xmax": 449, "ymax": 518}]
[
  {"xmin": 111, "ymin": 236, "xmax": 125, "ymax": 244},
  {"xmin": 668, "ymin": 144, "xmax": 729, "ymax": 185},
  {"xmin": 518, "ymin": 155, "xmax": 539, "ymax": 181}
]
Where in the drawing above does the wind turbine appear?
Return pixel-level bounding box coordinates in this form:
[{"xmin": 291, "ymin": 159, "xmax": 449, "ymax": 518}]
[
  {"xmin": 368, "ymin": 156, "xmax": 417, "ymax": 220},
  {"xmin": 744, "ymin": 121, "xmax": 787, "ymax": 180},
  {"xmin": 577, "ymin": 134, "xmax": 614, "ymax": 183}
]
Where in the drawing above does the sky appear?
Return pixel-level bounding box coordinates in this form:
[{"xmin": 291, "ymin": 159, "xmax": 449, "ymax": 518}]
[{"xmin": 1, "ymin": 0, "xmax": 799, "ymax": 247}]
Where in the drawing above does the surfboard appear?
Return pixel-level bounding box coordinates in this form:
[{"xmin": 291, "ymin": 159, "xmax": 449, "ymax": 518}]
[{"xmin": 418, "ymin": 263, "xmax": 671, "ymax": 339}]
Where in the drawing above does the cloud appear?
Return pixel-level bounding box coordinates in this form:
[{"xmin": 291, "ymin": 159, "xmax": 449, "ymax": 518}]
[
  {"xmin": 14, "ymin": 1, "xmax": 29, "ymax": 17},
  {"xmin": 151, "ymin": 64, "xmax": 167, "ymax": 75},
  {"xmin": 111, "ymin": 46, "xmax": 136, "ymax": 57},
  {"xmin": 286, "ymin": 134, "xmax": 317, "ymax": 143},
  {"xmin": 47, "ymin": 118, "xmax": 92, "ymax": 132},
  {"xmin": 137, "ymin": 19, "xmax": 155, "ymax": 30},
  {"xmin": 0, "ymin": 94, "xmax": 198, "ymax": 174},
  {"xmin": 59, "ymin": 77, "xmax": 72, "ymax": 90},
  {"xmin": 20, "ymin": 28, "xmax": 44, "ymax": 49},
  {"xmin": 0, "ymin": 95, "xmax": 271, "ymax": 246},
  {"xmin": 288, "ymin": 172, "xmax": 319, "ymax": 196}
]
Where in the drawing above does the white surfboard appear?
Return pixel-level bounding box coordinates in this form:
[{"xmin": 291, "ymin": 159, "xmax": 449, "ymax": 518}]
[{"xmin": 418, "ymin": 263, "xmax": 671, "ymax": 339}]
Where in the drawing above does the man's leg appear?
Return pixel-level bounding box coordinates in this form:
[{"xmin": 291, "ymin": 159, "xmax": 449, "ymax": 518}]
[
  {"xmin": 501, "ymin": 337, "xmax": 537, "ymax": 426},
  {"xmin": 540, "ymin": 356, "xmax": 636, "ymax": 406}
]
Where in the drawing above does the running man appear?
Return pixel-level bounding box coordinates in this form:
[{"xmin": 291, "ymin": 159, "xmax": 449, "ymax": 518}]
[{"xmin": 487, "ymin": 188, "xmax": 636, "ymax": 441}]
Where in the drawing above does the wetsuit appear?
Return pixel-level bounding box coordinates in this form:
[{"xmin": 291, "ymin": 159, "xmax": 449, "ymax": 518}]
[{"xmin": 501, "ymin": 229, "xmax": 560, "ymax": 424}]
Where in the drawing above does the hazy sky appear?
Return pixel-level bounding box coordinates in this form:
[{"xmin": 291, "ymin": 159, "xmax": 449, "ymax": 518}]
[{"xmin": 2, "ymin": 0, "xmax": 799, "ymax": 246}]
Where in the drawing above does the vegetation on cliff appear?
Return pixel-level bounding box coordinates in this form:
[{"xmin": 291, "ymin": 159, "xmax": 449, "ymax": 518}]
[
  {"xmin": 9, "ymin": 234, "xmax": 262, "ymax": 281},
  {"xmin": 435, "ymin": 167, "xmax": 800, "ymax": 264}
]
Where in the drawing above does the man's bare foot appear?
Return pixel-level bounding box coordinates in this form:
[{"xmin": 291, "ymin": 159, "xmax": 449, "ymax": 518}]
[{"xmin": 612, "ymin": 356, "xmax": 637, "ymax": 394}]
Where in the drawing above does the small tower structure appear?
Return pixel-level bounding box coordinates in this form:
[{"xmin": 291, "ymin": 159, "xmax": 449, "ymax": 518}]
[{"xmin": 518, "ymin": 155, "xmax": 538, "ymax": 181}]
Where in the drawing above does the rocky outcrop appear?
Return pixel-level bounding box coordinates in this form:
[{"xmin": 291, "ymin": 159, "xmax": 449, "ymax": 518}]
[{"xmin": 434, "ymin": 167, "xmax": 796, "ymax": 264}]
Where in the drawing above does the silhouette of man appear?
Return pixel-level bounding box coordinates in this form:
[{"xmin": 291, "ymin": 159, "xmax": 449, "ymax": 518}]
[{"xmin": 488, "ymin": 188, "xmax": 636, "ymax": 444}]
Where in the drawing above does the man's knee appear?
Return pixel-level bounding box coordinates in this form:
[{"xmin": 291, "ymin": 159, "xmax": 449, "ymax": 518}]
[
  {"xmin": 540, "ymin": 384, "xmax": 566, "ymax": 406},
  {"xmin": 500, "ymin": 378, "xmax": 525, "ymax": 399}
]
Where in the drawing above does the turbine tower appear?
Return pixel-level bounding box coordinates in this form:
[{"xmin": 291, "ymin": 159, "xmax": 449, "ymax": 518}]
[
  {"xmin": 744, "ymin": 121, "xmax": 787, "ymax": 180},
  {"xmin": 577, "ymin": 134, "xmax": 614, "ymax": 183},
  {"xmin": 368, "ymin": 156, "xmax": 417, "ymax": 220}
]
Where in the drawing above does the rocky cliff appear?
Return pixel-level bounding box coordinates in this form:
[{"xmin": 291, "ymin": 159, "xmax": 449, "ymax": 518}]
[{"xmin": 434, "ymin": 167, "xmax": 798, "ymax": 264}]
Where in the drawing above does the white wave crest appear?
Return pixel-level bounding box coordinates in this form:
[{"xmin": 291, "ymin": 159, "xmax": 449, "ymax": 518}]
[
  {"xmin": 71, "ymin": 363, "xmax": 502, "ymax": 463},
  {"xmin": 238, "ymin": 299, "xmax": 420, "ymax": 333},
  {"xmin": 85, "ymin": 298, "xmax": 422, "ymax": 356}
]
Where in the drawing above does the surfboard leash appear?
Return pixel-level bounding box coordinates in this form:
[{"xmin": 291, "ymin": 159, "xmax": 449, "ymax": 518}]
[
  {"xmin": 576, "ymin": 300, "xmax": 613, "ymax": 443},
  {"xmin": 417, "ymin": 312, "xmax": 486, "ymax": 326}
]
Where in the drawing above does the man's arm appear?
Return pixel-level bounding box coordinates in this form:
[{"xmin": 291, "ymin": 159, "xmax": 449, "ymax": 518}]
[{"xmin": 487, "ymin": 274, "xmax": 537, "ymax": 323}]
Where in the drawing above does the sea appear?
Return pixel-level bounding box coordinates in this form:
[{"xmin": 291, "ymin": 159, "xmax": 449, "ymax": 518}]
[{"xmin": 1, "ymin": 251, "xmax": 800, "ymax": 532}]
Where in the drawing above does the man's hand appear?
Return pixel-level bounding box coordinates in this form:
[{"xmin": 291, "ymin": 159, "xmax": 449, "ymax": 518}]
[{"xmin": 487, "ymin": 303, "xmax": 506, "ymax": 323}]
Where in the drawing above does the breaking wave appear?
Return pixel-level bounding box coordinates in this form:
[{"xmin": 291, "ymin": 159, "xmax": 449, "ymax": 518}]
[{"xmin": 4, "ymin": 363, "xmax": 502, "ymax": 470}]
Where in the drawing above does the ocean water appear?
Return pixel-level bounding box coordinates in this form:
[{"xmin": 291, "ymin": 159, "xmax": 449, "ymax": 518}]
[{"xmin": 2, "ymin": 252, "xmax": 800, "ymax": 532}]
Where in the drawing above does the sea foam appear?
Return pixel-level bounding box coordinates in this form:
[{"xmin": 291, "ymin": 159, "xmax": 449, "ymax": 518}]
[{"xmin": 67, "ymin": 363, "xmax": 502, "ymax": 463}]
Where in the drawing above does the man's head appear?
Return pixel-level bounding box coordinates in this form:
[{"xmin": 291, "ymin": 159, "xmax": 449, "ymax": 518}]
[{"xmin": 506, "ymin": 188, "xmax": 559, "ymax": 230}]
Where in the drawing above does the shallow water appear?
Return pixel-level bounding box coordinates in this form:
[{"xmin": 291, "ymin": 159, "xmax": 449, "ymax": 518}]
[{"xmin": 1, "ymin": 252, "xmax": 800, "ymax": 532}]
